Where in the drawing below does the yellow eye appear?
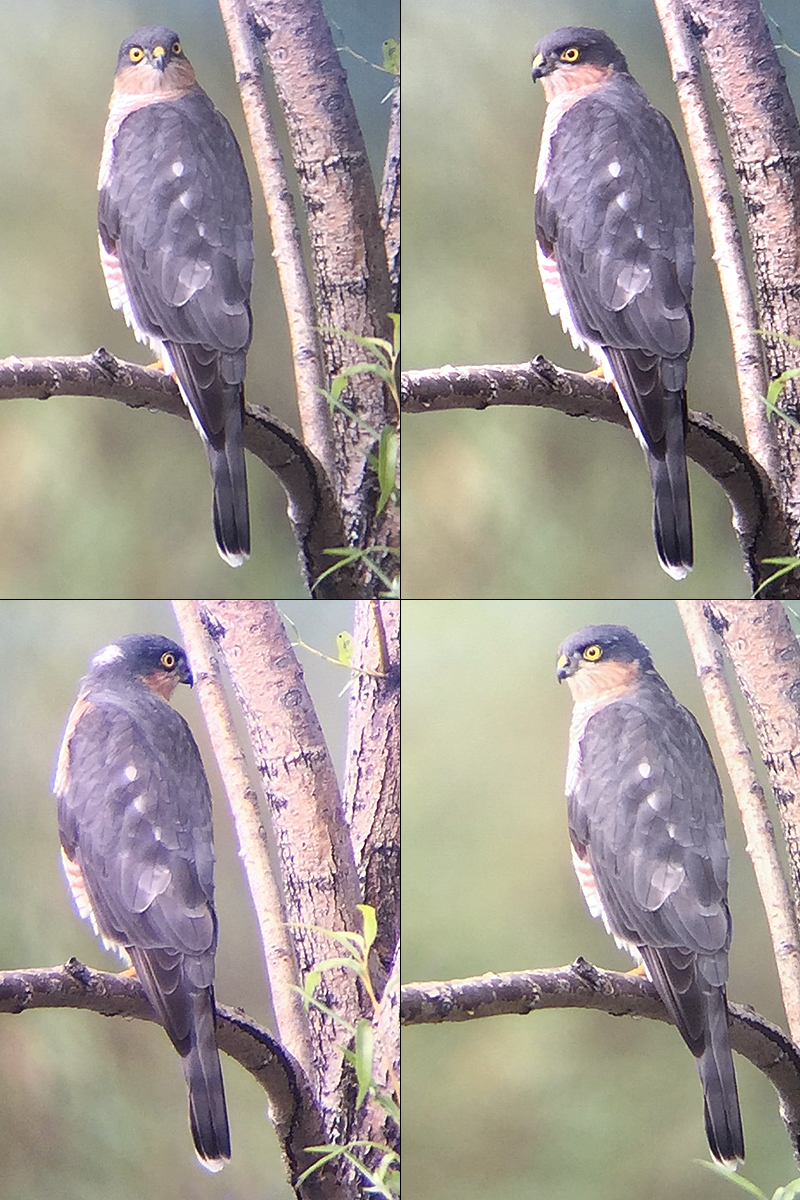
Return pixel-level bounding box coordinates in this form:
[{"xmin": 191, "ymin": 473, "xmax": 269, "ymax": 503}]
[
  {"xmin": 128, "ymin": 46, "xmax": 145, "ymax": 64},
  {"xmin": 161, "ymin": 651, "xmax": 176, "ymax": 669},
  {"xmin": 560, "ymin": 46, "xmax": 581, "ymax": 63},
  {"xmin": 583, "ymin": 644, "xmax": 603, "ymax": 662},
  {"xmin": 172, "ymin": 41, "xmax": 182, "ymax": 55}
]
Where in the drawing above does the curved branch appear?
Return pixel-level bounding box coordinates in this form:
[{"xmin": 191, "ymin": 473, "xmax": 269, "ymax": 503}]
[
  {"xmin": 0, "ymin": 351, "xmax": 361, "ymax": 598},
  {"xmin": 401, "ymin": 356, "xmax": 793, "ymax": 592},
  {"xmin": 401, "ymin": 959, "xmax": 800, "ymax": 1162},
  {"xmin": 0, "ymin": 960, "xmax": 340, "ymax": 1200}
]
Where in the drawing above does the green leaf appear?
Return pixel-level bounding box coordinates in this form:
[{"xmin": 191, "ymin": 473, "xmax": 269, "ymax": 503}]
[
  {"xmin": 373, "ymin": 1090, "xmax": 401, "ymax": 1125},
  {"xmin": 753, "ymin": 557, "xmax": 800, "ymax": 597},
  {"xmin": 358, "ymin": 904, "xmax": 378, "ymax": 953},
  {"xmin": 302, "ymin": 968, "xmax": 321, "ymax": 1001},
  {"xmin": 376, "ymin": 426, "xmax": 398, "ymax": 514},
  {"xmin": 382, "ymin": 39, "xmax": 400, "ymax": 74},
  {"xmin": 354, "ymin": 1018, "xmax": 375, "ymax": 1107},
  {"xmin": 697, "ymin": 1161, "xmax": 768, "ymax": 1198},
  {"xmin": 337, "ymin": 631, "xmax": 354, "ymax": 666}
]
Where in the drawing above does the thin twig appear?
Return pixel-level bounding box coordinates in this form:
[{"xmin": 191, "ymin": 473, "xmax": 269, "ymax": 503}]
[
  {"xmin": 217, "ymin": 0, "xmax": 333, "ymax": 478},
  {"xmin": 171, "ymin": 601, "xmax": 315, "ymax": 1082}
]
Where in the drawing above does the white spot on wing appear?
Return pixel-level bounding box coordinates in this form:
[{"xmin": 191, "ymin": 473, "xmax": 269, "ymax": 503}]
[
  {"xmin": 638, "ymin": 762, "xmax": 652, "ymax": 779},
  {"xmin": 607, "ymin": 160, "xmax": 622, "ymax": 177},
  {"xmin": 133, "ymin": 796, "xmax": 148, "ymax": 813},
  {"xmin": 614, "ymin": 191, "xmax": 629, "ymax": 210},
  {"xmin": 124, "ymin": 764, "xmax": 138, "ymax": 782},
  {"xmin": 172, "ymin": 161, "xmax": 185, "ymax": 177},
  {"xmin": 91, "ymin": 643, "xmax": 124, "ymax": 667},
  {"xmin": 635, "ymin": 223, "xmax": 644, "ymax": 239}
]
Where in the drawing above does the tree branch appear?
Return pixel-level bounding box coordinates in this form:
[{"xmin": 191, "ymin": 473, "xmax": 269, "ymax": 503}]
[
  {"xmin": 380, "ymin": 86, "xmax": 400, "ymax": 314},
  {"xmin": 695, "ymin": 603, "xmax": 800, "ymax": 1015},
  {"xmin": 246, "ymin": 0, "xmax": 395, "ymax": 512},
  {"xmin": 400, "ymin": 960, "xmax": 800, "ymax": 1163},
  {"xmin": 654, "ymin": 0, "xmax": 776, "ymax": 481},
  {"xmin": 677, "ymin": 600, "xmax": 800, "ymax": 1043},
  {"xmin": 0, "ymin": 961, "xmax": 342, "ymax": 1200},
  {"xmin": 683, "ymin": 0, "xmax": 800, "ymax": 553},
  {"xmin": 218, "ymin": 0, "xmax": 333, "ymax": 479},
  {"xmin": 0, "ymin": 351, "xmax": 360, "ymax": 598},
  {"xmin": 401, "ymin": 356, "xmax": 792, "ymax": 592},
  {"xmin": 342, "ymin": 600, "xmax": 400, "ymax": 992},
  {"xmin": 190, "ymin": 601, "xmax": 364, "ymax": 1127},
  {"xmin": 171, "ymin": 601, "xmax": 314, "ymax": 1082}
]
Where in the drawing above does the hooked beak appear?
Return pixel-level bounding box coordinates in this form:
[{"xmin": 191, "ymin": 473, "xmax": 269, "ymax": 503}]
[
  {"xmin": 556, "ymin": 652, "xmax": 574, "ymax": 683},
  {"xmin": 531, "ymin": 52, "xmax": 551, "ymax": 83}
]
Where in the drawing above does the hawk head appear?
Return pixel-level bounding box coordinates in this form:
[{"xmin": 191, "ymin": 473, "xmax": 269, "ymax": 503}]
[
  {"xmin": 88, "ymin": 634, "xmax": 193, "ymax": 700},
  {"xmin": 557, "ymin": 624, "xmax": 654, "ymax": 700},
  {"xmin": 113, "ymin": 26, "xmax": 197, "ymax": 96},
  {"xmin": 532, "ymin": 27, "xmax": 628, "ymax": 97}
]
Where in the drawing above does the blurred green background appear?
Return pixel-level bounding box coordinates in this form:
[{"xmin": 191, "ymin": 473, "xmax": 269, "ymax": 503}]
[
  {"xmin": 0, "ymin": 0, "xmax": 397, "ymax": 597},
  {"xmin": 405, "ymin": 0, "xmax": 800, "ymax": 597},
  {"xmin": 404, "ymin": 600, "xmax": 795, "ymax": 1198},
  {"xmin": 0, "ymin": 599, "xmax": 355, "ymax": 1198}
]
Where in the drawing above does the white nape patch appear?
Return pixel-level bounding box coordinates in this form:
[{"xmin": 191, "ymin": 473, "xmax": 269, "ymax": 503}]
[
  {"xmin": 614, "ymin": 191, "xmax": 629, "ymax": 210},
  {"xmin": 607, "ymin": 160, "xmax": 622, "ymax": 177},
  {"xmin": 153, "ymin": 827, "xmax": 162, "ymax": 842},
  {"xmin": 172, "ymin": 161, "xmax": 185, "ymax": 177},
  {"xmin": 638, "ymin": 761, "xmax": 652, "ymax": 779},
  {"xmin": 91, "ymin": 643, "xmax": 125, "ymax": 668},
  {"xmin": 124, "ymin": 764, "xmax": 138, "ymax": 782},
  {"xmin": 635, "ymin": 223, "xmax": 645, "ymax": 239},
  {"xmin": 197, "ymin": 222, "xmax": 206, "ymax": 237}
]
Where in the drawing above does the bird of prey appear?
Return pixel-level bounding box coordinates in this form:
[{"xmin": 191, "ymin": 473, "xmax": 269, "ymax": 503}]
[
  {"xmin": 533, "ymin": 27, "xmax": 695, "ymax": 578},
  {"xmin": 54, "ymin": 634, "xmax": 230, "ymax": 1170},
  {"xmin": 557, "ymin": 624, "xmax": 743, "ymax": 1163},
  {"xmin": 98, "ymin": 27, "xmax": 253, "ymax": 566}
]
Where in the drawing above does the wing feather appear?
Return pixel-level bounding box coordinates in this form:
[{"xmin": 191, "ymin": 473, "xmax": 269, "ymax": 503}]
[{"xmin": 566, "ymin": 677, "xmax": 731, "ymax": 963}]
